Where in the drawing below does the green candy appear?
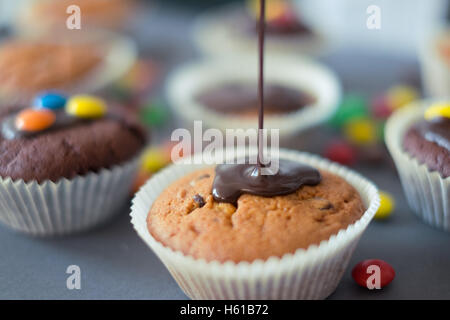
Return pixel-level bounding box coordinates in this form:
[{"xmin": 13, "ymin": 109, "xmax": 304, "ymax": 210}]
[
  {"xmin": 139, "ymin": 101, "xmax": 169, "ymax": 127},
  {"xmin": 328, "ymin": 94, "xmax": 369, "ymax": 128}
]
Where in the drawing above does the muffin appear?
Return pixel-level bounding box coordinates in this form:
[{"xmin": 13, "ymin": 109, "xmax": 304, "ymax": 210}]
[
  {"xmin": 0, "ymin": 92, "xmax": 146, "ymax": 235},
  {"xmin": 193, "ymin": 2, "xmax": 326, "ymax": 57},
  {"xmin": 0, "ymin": 33, "xmax": 137, "ymax": 104},
  {"xmin": 385, "ymin": 100, "xmax": 449, "ymax": 231},
  {"xmin": 0, "ymin": 40, "xmax": 101, "ymax": 98},
  {"xmin": 131, "ymin": 149, "xmax": 379, "ymax": 299},
  {"xmin": 148, "ymin": 167, "xmax": 364, "ymax": 263},
  {"xmin": 18, "ymin": 0, "xmax": 135, "ymax": 32},
  {"xmin": 167, "ymin": 55, "xmax": 341, "ymax": 137}
]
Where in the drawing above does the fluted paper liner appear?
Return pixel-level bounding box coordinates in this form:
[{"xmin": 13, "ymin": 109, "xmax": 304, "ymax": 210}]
[
  {"xmin": 130, "ymin": 149, "xmax": 379, "ymax": 300},
  {"xmin": 385, "ymin": 100, "xmax": 450, "ymax": 231},
  {"xmin": 0, "ymin": 157, "xmax": 139, "ymax": 236}
]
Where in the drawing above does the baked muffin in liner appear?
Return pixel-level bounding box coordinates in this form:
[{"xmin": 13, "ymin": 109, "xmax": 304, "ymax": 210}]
[
  {"xmin": 130, "ymin": 149, "xmax": 379, "ymax": 299},
  {"xmin": 0, "ymin": 156, "xmax": 139, "ymax": 236},
  {"xmin": 0, "ymin": 30, "xmax": 137, "ymax": 106},
  {"xmin": 167, "ymin": 55, "xmax": 341, "ymax": 138},
  {"xmin": 385, "ymin": 100, "xmax": 450, "ymax": 231}
]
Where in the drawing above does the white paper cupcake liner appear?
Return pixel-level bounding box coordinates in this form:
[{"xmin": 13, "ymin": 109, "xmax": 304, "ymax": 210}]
[
  {"xmin": 130, "ymin": 149, "xmax": 379, "ymax": 300},
  {"xmin": 0, "ymin": 157, "xmax": 139, "ymax": 236},
  {"xmin": 166, "ymin": 55, "xmax": 341, "ymax": 138},
  {"xmin": 385, "ymin": 100, "xmax": 450, "ymax": 231},
  {"xmin": 192, "ymin": 4, "xmax": 329, "ymax": 58}
]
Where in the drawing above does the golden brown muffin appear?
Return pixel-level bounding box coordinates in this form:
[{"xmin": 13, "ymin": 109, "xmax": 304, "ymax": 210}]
[
  {"xmin": 147, "ymin": 167, "xmax": 365, "ymax": 263},
  {"xmin": 0, "ymin": 41, "xmax": 101, "ymax": 96}
]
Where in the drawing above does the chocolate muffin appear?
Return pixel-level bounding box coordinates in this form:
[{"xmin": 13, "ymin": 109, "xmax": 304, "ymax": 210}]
[
  {"xmin": 0, "ymin": 41, "xmax": 101, "ymax": 96},
  {"xmin": 0, "ymin": 102, "xmax": 145, "ymax": 183},
  {"xmin": 403, "ymin": 117, "xmax": 450, "ymax": 178},
  {"xmin": 197, "ymin": 83, "xmax": 315, "ymax": 117},
  {"xmin": 147, "ymin": 167, "xmax": 365, "ymax": 263}
]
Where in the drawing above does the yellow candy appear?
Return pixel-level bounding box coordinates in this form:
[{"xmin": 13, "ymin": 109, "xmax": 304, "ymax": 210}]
[
  {"xmin": 375, "ymin": 191, "xmax": 395, "ymax": 220},
  {"xmin": 424, "ymin": 103, "xmax": 450, "ymax": 121},
  {"xmin": 387, "ymin": 85, "xmax": 418, "ymax": 110},
  {"xmin": 247, "ymin": 0, "xmax": 287, "ymax": 21},
  {"xmin": 343, "ymin": 118, "xmax": 377, "ymax": 145},
  {"xmin": 141, "ymin": 148, "xmax": 171, "ymax": 173},
  {"xmin": 66, "ymin": 95, "xmax": 107, "ymax": 119}
]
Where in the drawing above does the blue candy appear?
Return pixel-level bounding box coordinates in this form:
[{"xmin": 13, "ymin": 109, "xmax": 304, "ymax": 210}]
[{"xmin": 33, "ymin": 91, "xmax": 67, "ymax": 110}]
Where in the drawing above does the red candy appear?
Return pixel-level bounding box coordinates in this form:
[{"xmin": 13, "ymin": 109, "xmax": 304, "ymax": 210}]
[
  {"xmin": 352, "ymin": 259, "xmax": 395, "ymax": 289},
  {"xmin": 324, "ymin": 140, "xmax": 357, "ymax": 166},
  {"xmin": 371, "ymin": 95, "xmax": 393, "ymax": 119}
]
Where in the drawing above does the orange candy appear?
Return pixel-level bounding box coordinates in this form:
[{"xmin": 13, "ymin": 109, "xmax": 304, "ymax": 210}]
[{"xmin": 15, "ymin": 108, "xmax": 56, "ymax": 132}]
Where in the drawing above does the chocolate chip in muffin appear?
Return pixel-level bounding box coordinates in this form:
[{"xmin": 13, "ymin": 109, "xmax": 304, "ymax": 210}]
[{"xmin": 193, "ymin": 194, "xmax": 206, "ymax": 208}]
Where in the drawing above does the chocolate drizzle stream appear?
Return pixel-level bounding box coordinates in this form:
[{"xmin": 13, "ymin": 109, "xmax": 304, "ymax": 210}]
[{"xmin": 212, "ymin": 0, "xmax": 322, "ymax": 205}]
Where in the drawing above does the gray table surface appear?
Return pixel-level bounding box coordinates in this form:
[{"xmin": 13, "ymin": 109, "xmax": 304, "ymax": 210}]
[{"xmin": 1, "ymin": 4, "xmax": 449, "ymax": 300}]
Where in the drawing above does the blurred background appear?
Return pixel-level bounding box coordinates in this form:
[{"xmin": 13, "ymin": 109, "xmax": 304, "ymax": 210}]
[
  {"xmin": 0, "ymin": 0, "xmax": 449, "ymax": 300},
  {"xmin": 0, "ymin": 0, "xmax": 449, "ymax": 197}
]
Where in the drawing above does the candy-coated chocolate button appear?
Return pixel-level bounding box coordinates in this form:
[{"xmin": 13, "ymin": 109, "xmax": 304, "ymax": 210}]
[
  {"xmin": 324, "ymin": 140, "xmax": 356, "ymax": 166},
  {"xmin": 328, "ymin": 94, "xmax": 368, "ymax": 128},
  {"xmin": 33, "ymin": 91, "xmax": 67, "ymax": 110},
  {"xmin": 352, "ymin": 259, "xmax": 395, "ymax": 289},
  {"xmin": 375, "ymin": 191, "xmax": 395, "ymax": 220},
  {"xmin": 15, "ymin": 108, "xmax": 56, "ymax": 132},
  {"xmin": 66, "ymin": 95, "xmax": 107, "ymax": 119},
  {"xmin": 424, "ymin": 103, "xmax": 450, "ymax": 121},
  {"xmin": 139, "ymin": 102, "xmax": 169, "ymax": 127},
  {"xmin": 141, "ymin": 148, "xmax": 171, "ymax": 173},
  {"xmin": 387, "ymin": 85, "xmax": 418, "ymax": 110},
  {"xmin": 343, "ymin": 118, "xmax": 378, "ymax": 145},
  {"xmin": 371, "ymin": 95, "xmax": 393, "ymax": 119}
]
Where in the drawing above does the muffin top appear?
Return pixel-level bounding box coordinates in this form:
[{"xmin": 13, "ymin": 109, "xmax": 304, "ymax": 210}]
[
  {"xmin": 147, "ymin": 167, "xmax": 365, "ymax": 263},
  {"xmin": 403, "ymin": 103, "xmax": 450, "ymax": 178},
  {"xmin": 196, "ymin": 83, "xmax": 314, "ymax": 117},
  {"xmin": 0, "ymin": 101, "xmax": 146, "ymax": 183},
  {"xmin": 0, "ymin": 41, "xmax": 101, "ymax": 96}
]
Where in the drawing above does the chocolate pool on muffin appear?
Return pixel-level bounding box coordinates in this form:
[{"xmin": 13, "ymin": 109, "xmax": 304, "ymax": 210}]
[{"xmin": 196, "ymin": 83, "xmax": 315, "ymax": 116}]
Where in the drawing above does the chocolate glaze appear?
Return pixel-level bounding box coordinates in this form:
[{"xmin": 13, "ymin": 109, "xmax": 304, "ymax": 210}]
[
  {"xmin": 212, "ymin": 159, "xmax": 321, "ymax": 205},
  {"xmin": 416, "ymin": 117, "xmax": 450, "ymax": 151},
  {"xmin": 1, "ymin": 107, "xmax": 139, "ymax": 141},
  {"xmin": 197, "ymin": 83, "xmax": 314, "ymax": 115},
  {"xmin": 2, "ymin": 111, "xmax": 81, "ymax": 140},
  {"xmin": 212, "ymin": 0, "xmax": 322, "ymax": 205}
]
